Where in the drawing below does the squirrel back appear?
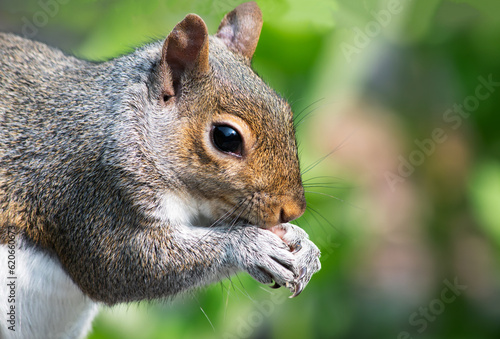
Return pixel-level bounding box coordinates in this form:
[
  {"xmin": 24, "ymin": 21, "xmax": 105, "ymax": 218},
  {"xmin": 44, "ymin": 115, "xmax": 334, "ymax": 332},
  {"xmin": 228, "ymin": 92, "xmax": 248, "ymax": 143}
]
[{"xmin": 0, "ymin": 32, "xmax": 113, "ymax": 246}]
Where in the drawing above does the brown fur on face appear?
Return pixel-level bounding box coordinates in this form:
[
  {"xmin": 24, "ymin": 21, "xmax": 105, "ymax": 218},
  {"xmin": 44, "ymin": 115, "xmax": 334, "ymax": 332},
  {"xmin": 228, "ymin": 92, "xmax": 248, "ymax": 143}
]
[{"xmin": 164, "ymin": 36, "xmax": 305, "ymax": 228}]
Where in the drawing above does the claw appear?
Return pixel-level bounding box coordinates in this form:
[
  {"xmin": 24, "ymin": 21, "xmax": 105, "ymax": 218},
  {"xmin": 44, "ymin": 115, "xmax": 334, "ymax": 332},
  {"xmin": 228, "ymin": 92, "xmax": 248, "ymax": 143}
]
[
  {"xmin": 270, "ymin": 282, "xmax": 281, "ymax": 289},
  {"xmin": 298, "ymin": 267, "xmax": 307, "ymax": 280},
  {"xmin": 289, "ymin": 282, "xmax": 304, "ymax": 298}
]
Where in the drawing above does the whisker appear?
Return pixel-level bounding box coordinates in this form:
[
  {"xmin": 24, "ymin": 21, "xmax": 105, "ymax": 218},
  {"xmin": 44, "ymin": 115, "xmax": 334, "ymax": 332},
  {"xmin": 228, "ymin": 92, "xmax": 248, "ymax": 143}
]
[
  {"xmin": 233, "ymin": 274, "xmax": 255, "ymax": 302},
  {"xmin": 307, "ymin": 205, "xmax": 352, "ymax": 243},
  {"xmin": 218, "ymin": 196, "xmax": 254, "ymax": 239},
  {"xmin": 224, "ymin": 280, "xmax": 231, "ymax": 321},
  {"xmin": 301, "ymin": 130, "xmax": 356, "ymax": 175},
  {"xmin": 198, "ymin": 198, "xmax": 250, "ymax": 243},
  {"xmin": 302, "ymin": 175, "xmax": 346, "ymax": 183},
  {"xmin": 258, "ymin": 285, "xmax": 274, "ymax": 294},
  {"xmin": 306, "ymin": 205, "xmax": 339, "ymax": 234},
  {"xmin": 295, "ymin": 209, "xmax": 317, "ymax": 239},
  {"xmin": 293, "ymin": 96, "xmax": 323, "ymax": 115},
  {"xmin": 293, "ymin": 97, "xmax": 325, "ymax": 127},
  {"xmin": 200, "ymin": 306, "xmax": 215, "ymax": 332},
  {"xmin": 302, "ymin": 176, "xmax": 356, "ymax": 190},
  {"xmin": 227, "ymin": 198, "xmax": 251, "ymax": 233},
  {"xmin": 303, "ymin": 184, "xmax": 354, "ymax": 189},
  {"xmin": 304, "ymin": 190, "xmax": 365, "ymax": 212},
  {"xmin": 208, "ymin": 198, "xmax": 247, "ymax": 229},
  {"xmin": 294, "ymin": 102, "xmax": 331, "ymax": 129}
]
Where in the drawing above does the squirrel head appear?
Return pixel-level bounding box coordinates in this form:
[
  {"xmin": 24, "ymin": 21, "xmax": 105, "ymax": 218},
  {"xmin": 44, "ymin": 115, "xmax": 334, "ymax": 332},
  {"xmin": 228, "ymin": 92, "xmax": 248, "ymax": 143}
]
[{"xmin": 126, "ymin": 2, "xmax": 305, "ymax": 229}]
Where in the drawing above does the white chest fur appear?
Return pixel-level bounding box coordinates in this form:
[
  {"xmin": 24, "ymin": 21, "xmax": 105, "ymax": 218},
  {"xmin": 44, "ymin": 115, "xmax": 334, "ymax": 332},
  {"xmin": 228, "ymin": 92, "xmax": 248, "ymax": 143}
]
[{"xmin": 0, "ymin": 241, "xmax": 98, "ymax": 339}]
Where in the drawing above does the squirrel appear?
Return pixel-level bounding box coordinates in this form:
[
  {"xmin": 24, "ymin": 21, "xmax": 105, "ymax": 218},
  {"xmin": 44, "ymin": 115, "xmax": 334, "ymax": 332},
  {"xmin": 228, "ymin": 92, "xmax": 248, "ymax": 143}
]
[{"xmin": 0, "ymin": 2, "xmax": 321, "ymax": 339}]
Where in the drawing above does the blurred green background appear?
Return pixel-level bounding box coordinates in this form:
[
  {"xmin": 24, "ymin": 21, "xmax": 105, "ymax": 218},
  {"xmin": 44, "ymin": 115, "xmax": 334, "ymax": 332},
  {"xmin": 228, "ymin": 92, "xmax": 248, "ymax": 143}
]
[{"xmin": 2, "ymin": 0, "xmax": 500, "ymax": 338}]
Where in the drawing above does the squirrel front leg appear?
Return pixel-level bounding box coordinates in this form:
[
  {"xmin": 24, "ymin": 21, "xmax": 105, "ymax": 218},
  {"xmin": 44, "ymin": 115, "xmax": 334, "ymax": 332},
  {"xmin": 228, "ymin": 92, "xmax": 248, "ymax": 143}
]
[
  {"xmin": 61, "ymin": 219, "xmax": 318, "ymax": 304},
  {"xmin": 170, "ymin": 223, "xmax": 321, "ymax": 297}
]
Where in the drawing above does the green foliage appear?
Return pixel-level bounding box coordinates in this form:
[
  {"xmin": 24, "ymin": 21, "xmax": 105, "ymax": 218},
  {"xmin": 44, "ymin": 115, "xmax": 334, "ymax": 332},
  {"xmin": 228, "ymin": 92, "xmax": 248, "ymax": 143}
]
[
  {"xmin": 3, "ymin": 0, "xmax": 500, "ymax": 338},
  {"xmin": 471, "ymin": 161, "xmax": 500, "ymax": 245}
]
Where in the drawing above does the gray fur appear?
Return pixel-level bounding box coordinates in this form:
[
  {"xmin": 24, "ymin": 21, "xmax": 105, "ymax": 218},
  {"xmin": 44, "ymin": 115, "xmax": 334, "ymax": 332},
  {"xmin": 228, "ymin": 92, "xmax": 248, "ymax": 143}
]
[{"xmin": 0, "ymin": 3, "xmax": 320, "ymax": 311}]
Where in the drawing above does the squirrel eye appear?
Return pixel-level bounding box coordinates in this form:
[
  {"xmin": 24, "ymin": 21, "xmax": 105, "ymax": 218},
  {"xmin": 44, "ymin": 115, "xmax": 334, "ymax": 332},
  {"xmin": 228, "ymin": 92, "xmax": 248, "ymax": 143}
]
[{"xmin": 211, "ymin": 124, "xmax": 243, "ymax": 157}]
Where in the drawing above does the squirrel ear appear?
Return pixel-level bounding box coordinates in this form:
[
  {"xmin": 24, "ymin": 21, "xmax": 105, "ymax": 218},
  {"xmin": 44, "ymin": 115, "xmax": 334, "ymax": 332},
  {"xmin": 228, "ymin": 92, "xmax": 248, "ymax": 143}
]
[
  {"xmin": 216, "ymin": 1, "xmax": 263, "ymax": 60},
  {"xmin": 161, "ymin": 14, "xmax": 209, "ymax": 94}
]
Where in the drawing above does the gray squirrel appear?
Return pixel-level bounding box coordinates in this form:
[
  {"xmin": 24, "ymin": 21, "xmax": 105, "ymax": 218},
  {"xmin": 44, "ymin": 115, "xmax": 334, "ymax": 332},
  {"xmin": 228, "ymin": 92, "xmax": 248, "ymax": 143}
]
[{"xmin": 0, "ymin": 2, "xmax": 321, "ymax": 339}]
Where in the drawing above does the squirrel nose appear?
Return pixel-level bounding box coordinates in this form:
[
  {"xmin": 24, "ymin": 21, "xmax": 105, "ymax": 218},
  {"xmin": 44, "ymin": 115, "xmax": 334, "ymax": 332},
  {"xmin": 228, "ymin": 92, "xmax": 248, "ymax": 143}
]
[{"xmin": 279, "ymin": 197, "xmax": 306, "ymax": 223}]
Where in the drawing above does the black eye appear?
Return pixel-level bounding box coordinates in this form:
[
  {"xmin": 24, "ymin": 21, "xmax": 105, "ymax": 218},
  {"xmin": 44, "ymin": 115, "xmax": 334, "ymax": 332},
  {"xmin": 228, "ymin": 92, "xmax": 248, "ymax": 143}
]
[{"xmin": 211, "ymin": 125, "xmax": 243, "ymax": 156}]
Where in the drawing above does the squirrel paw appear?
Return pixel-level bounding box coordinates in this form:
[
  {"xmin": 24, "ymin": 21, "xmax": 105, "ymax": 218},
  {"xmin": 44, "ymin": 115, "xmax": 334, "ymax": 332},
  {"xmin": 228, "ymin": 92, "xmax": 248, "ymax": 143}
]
[
  {"xmin": 230, "ymin": 224, "xmax": 321, "ymax": 298},
  {"xmin": 230, "ymin": 226, "xmax": 296, "ymax": 288},
  {"xmin": 268, "ymin": 223, "xmax": 321, "ymax": 298}
]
